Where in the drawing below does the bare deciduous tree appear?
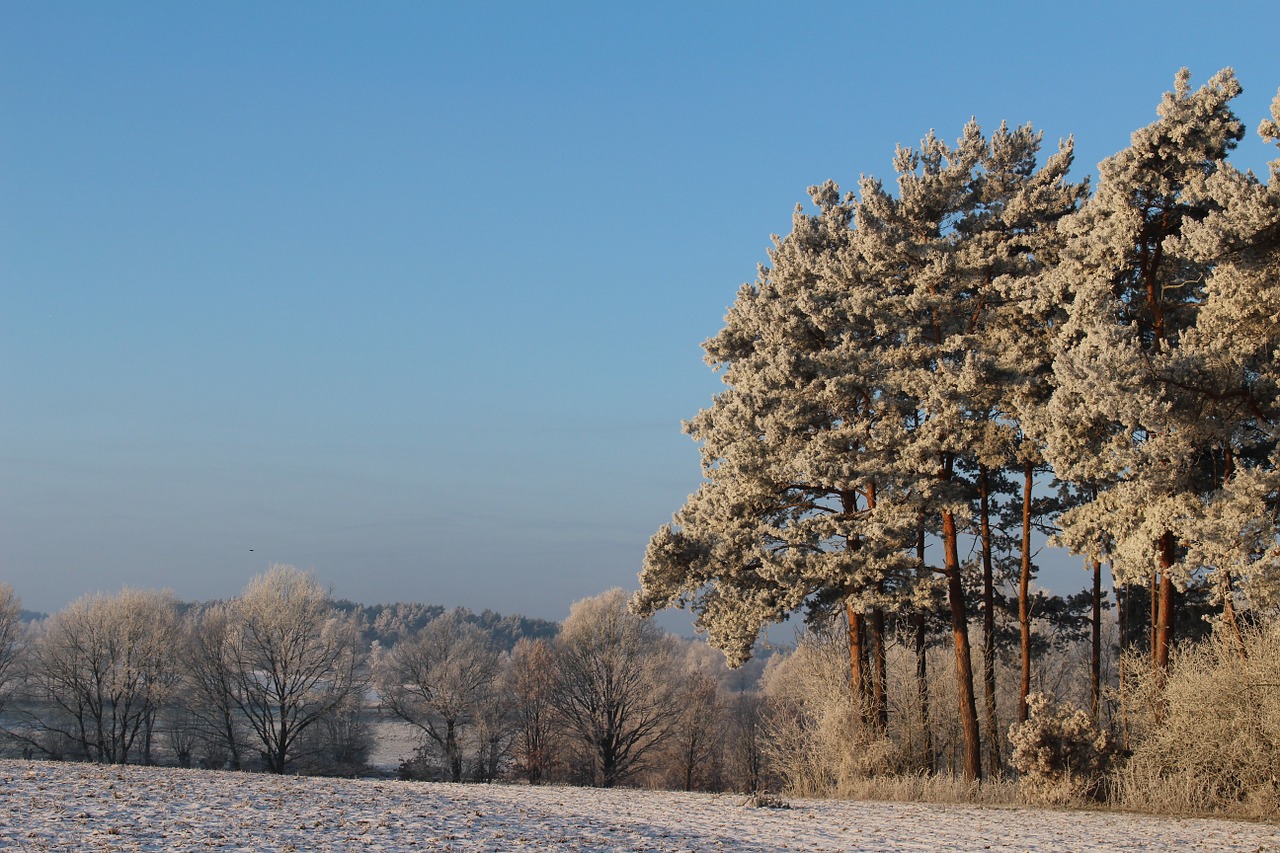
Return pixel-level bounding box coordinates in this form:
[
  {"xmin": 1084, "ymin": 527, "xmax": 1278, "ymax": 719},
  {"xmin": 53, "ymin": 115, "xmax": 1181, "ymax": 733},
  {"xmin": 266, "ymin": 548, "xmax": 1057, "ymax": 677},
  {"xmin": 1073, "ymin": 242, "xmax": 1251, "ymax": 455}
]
[
  {"xmin": 378, "ymin": 610, "xmax": 501, "ymax": 782},
  {"xmin": 507, "ymin": 637, "xmax": 560, "ymax": 784},
  {"xmin": 667, "ymin": 665, "xmax": 724, "ymax": 791},
  {"xmin": 0, "ymin": 583, "xmax": 24, "ymax": 712},
  {"xmin": 552, "ymin": 589, "xmax": 678, "ymax": 788},
  {"xmin": 224, "ymin": 565, "xmax": 367, "ymax": 774},
  {"xmin": 29, "ymin": 589, "xmax": 179, "ymax": 764},
  {"xmin": 177, "ymin": 603, "xmax": 249, "ymax": 769}
]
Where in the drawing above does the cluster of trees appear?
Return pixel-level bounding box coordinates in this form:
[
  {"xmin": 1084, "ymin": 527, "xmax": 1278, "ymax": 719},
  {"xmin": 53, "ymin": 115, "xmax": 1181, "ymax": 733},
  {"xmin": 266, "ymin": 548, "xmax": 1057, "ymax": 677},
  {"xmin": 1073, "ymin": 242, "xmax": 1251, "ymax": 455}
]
[
  {"xmin": 383, "ymin": 587, "xmax": 764, "ymax": 790},
  {"xmin": 2, "ymin": 564, "xmax": 1273, "ymax": 810},
  {"xmin": 0, "ymin": 573, "xmax": 768, "ymax": 789},
  {"xmin": 635, "ymin": 68, "xmax": 1280, "ymax": 784},
  {"xmin": 0, "ymin": 566, "xmax": 1109, "ymax": 795},
  {"xmin": 0, "ymin": 569, "xmax": 367, "ymax": 773}
]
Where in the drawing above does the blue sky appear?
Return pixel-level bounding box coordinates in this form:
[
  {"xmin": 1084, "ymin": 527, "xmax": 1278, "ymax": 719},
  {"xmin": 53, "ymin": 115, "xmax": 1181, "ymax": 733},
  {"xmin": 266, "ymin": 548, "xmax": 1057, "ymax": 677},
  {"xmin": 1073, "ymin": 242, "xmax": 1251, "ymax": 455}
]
[{"xmin": 2, "ymin": 2, "xmax": 1277, "ymax": 623}]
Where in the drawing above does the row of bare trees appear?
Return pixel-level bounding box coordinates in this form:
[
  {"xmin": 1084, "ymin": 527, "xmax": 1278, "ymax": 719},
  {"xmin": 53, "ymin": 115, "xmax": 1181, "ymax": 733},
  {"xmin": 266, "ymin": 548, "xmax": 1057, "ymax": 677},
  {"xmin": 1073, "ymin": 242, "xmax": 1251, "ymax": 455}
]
[
  {"xmin": 0, "ymin": 568, "xmax": 365, "ymax": 772},
  {"xmin": 14, "ymin": 568, "xmax": 1261, "ymax": 809},
  {"xmin": 379, "ymin": 587, "xmax": 766, "ymax": 789},
  {"xmin": 0, "ymin": 576, "xmax": 769, "ymax": 789}
]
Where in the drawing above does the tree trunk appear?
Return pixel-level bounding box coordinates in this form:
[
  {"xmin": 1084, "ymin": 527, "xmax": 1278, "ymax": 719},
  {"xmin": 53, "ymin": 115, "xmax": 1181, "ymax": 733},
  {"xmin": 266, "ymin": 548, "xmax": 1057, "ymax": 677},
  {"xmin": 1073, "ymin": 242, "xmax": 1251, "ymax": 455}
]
[
  {"xmin": 845, "ymin": 599, "xmax": 868, "ymax": 728},
  {"xmin": 914, "ymin": 512, "xmax": 934, "ymax": 771},
  {"xmin": 1116, "ymin": 572, "xmax": 1130, "ymax": 751},
  {"xmin": 601, "ymin": 739, "xmax": 618, "ymax": 788},
  {"xmin": 1219, "ymin": 455, "xmax": 1248, "ymax": 663},
  {"xmin": 1221, "ymin": 570, "xmax": 1248, "ymax": 662},
  {"xmin": 224, "ymin": 707, "xmax": 242, "ymax": 771},
  {"xmin": 943, "ymin": 508, "xmax": 982, "ymax": 782},
  {"xmin": 447, "ymin": 719, "xmax": 463, "ymax": 783},
  {"xmin": 1149, "ymin": 568, "xmax": 1159, "ymax": 665},
  {"xmin": 1154, "ymin": 532, "xmax": 1176, "ymax": 674},
  {"xmin": 870, "ymin": 605, "xmax": 887, "ymax": 731},
  {"xmin": 1018, "ymin": 459, "xmax": 1033, "ymax": 724},
  {"xmin": 1090, "ymin": 557, "xmax": 1102, "ymax": 721},
  {"xmin": 978, "ymin": 464, "xmax": 1000, "ymax": 775}
]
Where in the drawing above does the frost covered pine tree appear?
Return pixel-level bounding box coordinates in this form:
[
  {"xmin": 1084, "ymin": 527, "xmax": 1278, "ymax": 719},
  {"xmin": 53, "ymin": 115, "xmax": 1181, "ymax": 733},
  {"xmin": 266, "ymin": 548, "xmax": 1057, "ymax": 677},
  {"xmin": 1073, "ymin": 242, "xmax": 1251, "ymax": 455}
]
[
  {"xmin": 1166, "ymin": 86, "xmax": 1280, "ymax": 636},
  {"xmin": 962, "ymin": 124, "xmax": 1088, "ymax": 728},
  {"xmin": 639, "ymin": 117, "xmax": 1086, "ymax": 781},
  {"xmin": 851, "ymin": 124, "xmax": 990, "ymax": 780},
  {"xmin": 962, "ymin": 122, "xmax": 1088, "ymax": 747},
  {"xmin": 635, "ymin": 181, "xmax": 919, "ymax": 733},
  {"xmin": 1043, "ymin": 69, "xmax": 1260, "ymax": 674}
]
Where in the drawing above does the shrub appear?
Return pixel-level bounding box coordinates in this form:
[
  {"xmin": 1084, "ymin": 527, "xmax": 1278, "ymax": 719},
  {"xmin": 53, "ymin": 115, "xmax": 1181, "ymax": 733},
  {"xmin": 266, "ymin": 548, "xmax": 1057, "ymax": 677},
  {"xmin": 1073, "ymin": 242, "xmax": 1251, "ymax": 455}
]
[
  {"xmin": 1008, "ymin": 692, "xmax": 1113, "ymax": 805},
  {"xmin": 1118, "ymin": 616, "xmax": 1280, "ymax": 817}
]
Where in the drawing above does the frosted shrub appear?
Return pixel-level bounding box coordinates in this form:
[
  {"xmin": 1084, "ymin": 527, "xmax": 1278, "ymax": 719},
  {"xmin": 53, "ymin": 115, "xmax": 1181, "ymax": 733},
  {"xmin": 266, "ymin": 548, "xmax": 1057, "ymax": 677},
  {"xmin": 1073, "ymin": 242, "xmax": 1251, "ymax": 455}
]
[
  {"xmin": 1119, "ymin": 617, "xmax": 1280, "ymax": 817},
  {"xmin": 1008, "ymin": 693, "xmax": 1112, "ymax": 805},
  {"xmin": 760, "ymin": 632, "xmax": 903, "ymax": 798}
]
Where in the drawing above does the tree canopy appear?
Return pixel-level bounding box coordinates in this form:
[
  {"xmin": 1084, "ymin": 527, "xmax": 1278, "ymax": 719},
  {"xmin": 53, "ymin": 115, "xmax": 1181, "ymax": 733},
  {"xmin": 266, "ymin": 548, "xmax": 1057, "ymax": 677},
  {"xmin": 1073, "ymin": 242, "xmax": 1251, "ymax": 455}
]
[{"xmin": 635, "ymin": 68, "xmax": 1280, "ymax": 781}]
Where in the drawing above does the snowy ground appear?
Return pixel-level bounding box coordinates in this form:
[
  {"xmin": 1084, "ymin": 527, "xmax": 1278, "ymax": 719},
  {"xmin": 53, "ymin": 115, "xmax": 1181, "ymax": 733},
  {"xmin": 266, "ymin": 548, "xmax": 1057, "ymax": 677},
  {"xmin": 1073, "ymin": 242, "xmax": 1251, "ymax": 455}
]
[{"xmin": 0, "ymin": 760, "xmax": 1276, "ymax": 852}]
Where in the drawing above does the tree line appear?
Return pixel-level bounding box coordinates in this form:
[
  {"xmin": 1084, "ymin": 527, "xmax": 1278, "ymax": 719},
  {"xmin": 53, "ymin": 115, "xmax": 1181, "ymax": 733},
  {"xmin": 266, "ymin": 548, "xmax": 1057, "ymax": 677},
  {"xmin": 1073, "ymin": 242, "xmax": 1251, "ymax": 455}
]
[
  {"xmin": 634, "ymin": 67, "xmax": 1280, "ymax": 794},
  {"xmin": 0, "ymin": 570, "xmax": 768, "ymax": 789},
  {"xmin": 0, "ymin": 562, "xmax": 1274, "ymax": 811},
  {"xmin": 0, "ymin": 564, "xmax": 1102, "ymax": 793}
]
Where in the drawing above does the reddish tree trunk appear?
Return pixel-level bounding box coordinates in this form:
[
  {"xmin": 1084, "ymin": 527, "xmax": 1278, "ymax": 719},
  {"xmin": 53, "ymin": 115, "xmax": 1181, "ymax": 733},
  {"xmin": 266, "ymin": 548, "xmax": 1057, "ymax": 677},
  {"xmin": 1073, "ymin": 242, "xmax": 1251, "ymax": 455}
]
[
  {"xmin": 845, "ymin": 599, "xmax": 868, "ymax": 728},
  {"xmin": 1154, "ymin": 532, "xmax": 1176, "ymax": 673},
  {"xmin": 978, "ymin": 465, "xmax": 1000, "ymax": 775},
  {"xmin": 1018, "ymin": 460, "xmax": 1033, "ymax": 724},
  {"xmin": 943, "ymin": 508, "xmax": 982, "ymax": 782},
  {"xmin": 914, "ymin": 514, "xmax": 934, "ymax": 770}
]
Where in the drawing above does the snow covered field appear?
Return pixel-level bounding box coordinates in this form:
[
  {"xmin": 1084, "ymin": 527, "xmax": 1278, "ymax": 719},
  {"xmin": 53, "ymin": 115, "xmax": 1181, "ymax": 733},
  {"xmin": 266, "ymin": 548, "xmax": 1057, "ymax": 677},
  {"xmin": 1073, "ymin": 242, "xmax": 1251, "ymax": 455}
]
[{"xmin": 1, "ymin": 759, "xmax": 1276, "ymax": 852}]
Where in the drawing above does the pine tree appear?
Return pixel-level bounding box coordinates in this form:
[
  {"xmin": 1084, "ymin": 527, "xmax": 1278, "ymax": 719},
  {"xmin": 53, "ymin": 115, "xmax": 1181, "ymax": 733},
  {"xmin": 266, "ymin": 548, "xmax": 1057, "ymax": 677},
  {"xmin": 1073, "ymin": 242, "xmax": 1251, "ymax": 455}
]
[
  {"xmin": 641, "ymin": 117, "xmax": 1086, "ymax": 781},
  {"xmin": 1168, "ymin": 86, "xmax": 1280, "ymax": 645},
  {"xmin": 636, "ymin": 180, "xmax": 920, "ymax": 734},
  {"xmin": 851, "ymin": 123, "xmax": 989, "ymax": 780},
  {"xmin": 1044, "ymin": 69, "xmax": 1253, "ymax": 674}
]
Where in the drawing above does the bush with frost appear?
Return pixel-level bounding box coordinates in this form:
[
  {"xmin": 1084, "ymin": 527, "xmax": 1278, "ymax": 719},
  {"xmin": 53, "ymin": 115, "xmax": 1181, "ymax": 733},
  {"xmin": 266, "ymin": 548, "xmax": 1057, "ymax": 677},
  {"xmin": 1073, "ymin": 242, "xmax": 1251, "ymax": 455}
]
[
  {"xmin": 1009, "ymin": 692, "xmax": 1112, "ymax": 804},
  {"xmin": 759, "ymin": 630, "xmax": 902, "ymax": 798},
  {"xmin": 1119, "ymin": 616, "xmax": 1280, "ymax": 817}
]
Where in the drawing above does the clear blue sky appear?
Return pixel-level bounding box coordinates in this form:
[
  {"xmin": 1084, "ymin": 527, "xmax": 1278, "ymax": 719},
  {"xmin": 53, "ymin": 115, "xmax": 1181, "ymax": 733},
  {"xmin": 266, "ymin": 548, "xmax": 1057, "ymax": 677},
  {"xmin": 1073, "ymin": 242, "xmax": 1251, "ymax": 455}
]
[{"xmin": 2, "ymin": 2, "xmax": 1277, "ymax": 622}]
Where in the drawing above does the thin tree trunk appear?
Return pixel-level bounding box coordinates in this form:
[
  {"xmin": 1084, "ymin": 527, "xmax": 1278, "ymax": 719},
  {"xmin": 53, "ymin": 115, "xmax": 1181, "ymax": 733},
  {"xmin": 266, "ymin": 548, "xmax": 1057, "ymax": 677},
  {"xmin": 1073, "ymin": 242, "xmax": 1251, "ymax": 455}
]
[
  {"xmin": 914, "ymin": 512, "xmax": 934, "ymax": 771},
  {"xmin": 447, "ymin": 719, "xmax": 463, "ymax": 783},
  {"xmin": 870, "ymin": 605, "xmax": 887, "ymax": 731},
  {"xmin": 1090, "ymin": 557, "xmax": 1102, "ymax": 721},
  {"xmin": 1116, "ymin": 570, "xmax": 1130, "ymax": 751},
  {"xmin": 1221, "ymin": 570, "xmax": 1248, "ymax": 662},
  {"xmin": 1018, "ymin": 459, "xmax": 1033, "ymax": 724},
  {"xmin": 1154, "ymin": 532, "xmax": 1176, "ymax": 674},
  {"xmin": 842, "ymin": 489, "xmax": 871, "ymax": 730},
  {"xmin": 943, "ymin": 508, "xmax": 982, "ymax": 782},
  {"xmin": 1148, "ymin": 567, "xmax": 1158, "ymax": 664},
  {"xmin": 978, "ymin": 464, "xmax": 1000, "ymax": 775},
  {"xmin": 913, "ymin": 610, "xmax": 933, "ymax": 771},
  {"xmin": 224, "ymin": 707, "xmax": 242, "ymax": 770},
  {"xmin": 1219, "ymin": 453, "xmax": 1248, "ymax": 663}
]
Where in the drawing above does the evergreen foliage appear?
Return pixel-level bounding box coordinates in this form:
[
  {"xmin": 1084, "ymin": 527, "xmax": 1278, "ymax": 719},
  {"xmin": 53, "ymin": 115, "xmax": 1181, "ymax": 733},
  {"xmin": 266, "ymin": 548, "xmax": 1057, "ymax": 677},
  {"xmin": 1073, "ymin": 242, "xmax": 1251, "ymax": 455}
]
[{"xmin": 636, "ymin": 67, "xmax": 1280, "ymax": 792}]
